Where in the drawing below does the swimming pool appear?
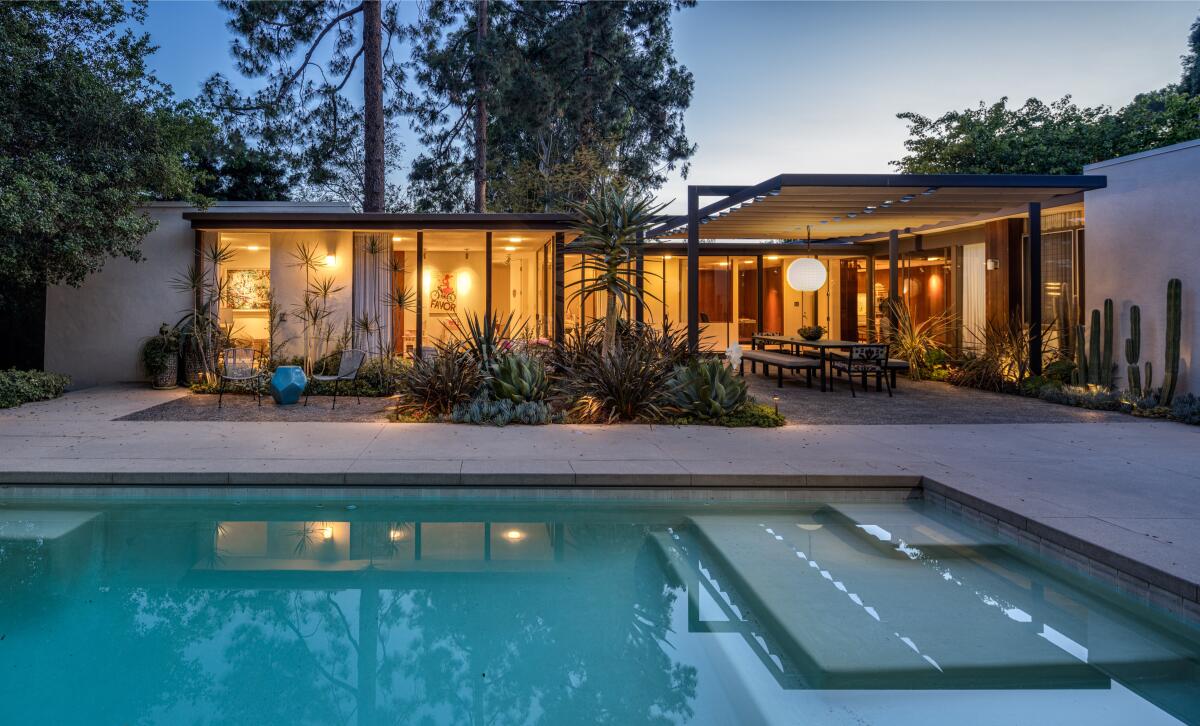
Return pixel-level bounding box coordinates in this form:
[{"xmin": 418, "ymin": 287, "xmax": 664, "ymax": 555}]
[{"xmin": 1, "ymin": 492, "xmax": 1197, "ymax": 724}]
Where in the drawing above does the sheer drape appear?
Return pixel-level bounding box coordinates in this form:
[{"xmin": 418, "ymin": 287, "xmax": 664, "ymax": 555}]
[
  {"xmin": 961, "ymin": 243, "xmax": 986, "ymax": 351},
  {"xmin": 352, "ymin": 232, "xmax": 393, "ymax": 356}
]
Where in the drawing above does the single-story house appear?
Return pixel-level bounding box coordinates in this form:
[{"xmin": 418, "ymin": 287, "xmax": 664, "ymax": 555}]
[{"xmin": 43, "ymin": 141, "xmax": 1199, "ymax": 393}]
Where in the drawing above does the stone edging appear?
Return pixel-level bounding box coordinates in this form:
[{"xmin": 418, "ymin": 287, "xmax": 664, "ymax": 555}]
[{"xmin": 921, "ymin": 478, "xmax": 1200, "ymax": 627}]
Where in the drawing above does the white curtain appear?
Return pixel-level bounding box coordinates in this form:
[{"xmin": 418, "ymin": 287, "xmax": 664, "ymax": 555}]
[
  {"xmin": 353, "ymin": 232, "xmax": 393, "ymax": 356},
  {"xmin": 961, "ymin": 243, "xmax": 986, "ymax": 351}
]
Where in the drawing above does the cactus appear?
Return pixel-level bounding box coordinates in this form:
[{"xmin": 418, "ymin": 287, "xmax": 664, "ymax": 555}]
[
  {"xmin": 488, "ymin": 353, "xmax": 549, "ymax": 404},
  {"xmin": 1087, "ymin": 309, "xmax": 1102, "ymax": 385},
  {"xmin": 1159, "ymin": 278, "xmax": 1182, "ymax": 407},
  {"xmin": 1125, "ymin": 304, "xmax": 1141, "ymax": 397},
  {"xmin": 1073, "ymin": 323, "xmax": 1088, "ymax": 384},
  {"xmin": 1101, "ymin": 298, "xmax": 1114, "ymax": 388},
  {"xmin": 669, "ymin": 358, "xmax": 747, "ymax": 421}
]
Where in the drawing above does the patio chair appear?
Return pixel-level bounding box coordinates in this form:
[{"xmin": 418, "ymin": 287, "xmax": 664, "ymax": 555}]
[
  {"xmin": 830, "ymin": 344, "xmax": 892, "ymax": 398},
  {"xmin": 304, "ymin": 348, "xmax": 367, "ymax": 409},
  {"xmin": 217, "ymin": 347, "xmax": 266, "ymax": 408}
]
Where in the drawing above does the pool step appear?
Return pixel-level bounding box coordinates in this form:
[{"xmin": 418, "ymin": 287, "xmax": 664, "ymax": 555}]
[
  {"xmin": 684, "ymin": 514, "xmax": 1109, "ymax": 690},
  {"xmin": 821, "ymin": 502, "xmax": 1008, "ymax": 555}
]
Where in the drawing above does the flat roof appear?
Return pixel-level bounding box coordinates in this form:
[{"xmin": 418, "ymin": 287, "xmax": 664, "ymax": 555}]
[
  {"xmin": 650, "ymin": 173, "xmax": 1106, "ymax": 242},
  {"xmin": 183, "ymin": 211, "xmax": 578, "ymax": 232}
]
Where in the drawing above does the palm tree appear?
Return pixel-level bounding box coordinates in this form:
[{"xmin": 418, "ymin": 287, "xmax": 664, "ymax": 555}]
[{"xmin": 567, "ymin": 183, "xmax": 669, "ymax": 356}]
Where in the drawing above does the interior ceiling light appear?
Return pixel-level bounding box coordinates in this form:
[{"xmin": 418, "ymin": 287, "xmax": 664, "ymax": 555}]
[{"xmin": 504, "ymin": 246, "xmax": 517, "ymax": 252}]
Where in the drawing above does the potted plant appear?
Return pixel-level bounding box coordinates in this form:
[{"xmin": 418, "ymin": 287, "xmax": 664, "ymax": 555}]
[
  {"xmin": 142, "ymin": 324, "xmax": 181, "ymax": 389},
  {"xmin": 798, "ymin": 325, "xmax": 825, "ymax": 341}
]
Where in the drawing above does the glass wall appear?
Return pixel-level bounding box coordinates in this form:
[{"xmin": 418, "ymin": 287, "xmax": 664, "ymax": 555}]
[{"xmin": 216, "ymin": 232, "xmax": 273, "ymax": 350}]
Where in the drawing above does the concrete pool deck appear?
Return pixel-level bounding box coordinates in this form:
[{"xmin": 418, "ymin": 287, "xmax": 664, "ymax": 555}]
[{"xmin": 2, "ymin": 385, "xmax": 1199, "ymax": 621}]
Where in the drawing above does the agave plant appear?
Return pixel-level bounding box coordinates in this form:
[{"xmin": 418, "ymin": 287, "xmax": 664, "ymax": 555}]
[
  {"xmin": 489, "ymin": 352, "xmax": 550, "ymax": 404},
  {"xmin": 567, "ymin": 183, "xmax": 670, "ymax": 356},
  {"xmin": 669, "ymin": 358, "xmax": 747, "ymax": 421}
]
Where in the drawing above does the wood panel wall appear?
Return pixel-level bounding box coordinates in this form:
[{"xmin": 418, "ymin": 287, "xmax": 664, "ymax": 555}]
[{"xmin": 984, "ymin": 218, "xmax": 1024, "ymax": 325}]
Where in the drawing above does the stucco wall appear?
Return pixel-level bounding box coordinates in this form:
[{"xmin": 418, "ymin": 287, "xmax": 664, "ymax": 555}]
[
  {"xmin": 1085, "ymin": 140, "xmax": 1200, "ymax": 396},
  {"xmin": 44, "ymin": 204, "xmax": 195, "ymax": 388}
]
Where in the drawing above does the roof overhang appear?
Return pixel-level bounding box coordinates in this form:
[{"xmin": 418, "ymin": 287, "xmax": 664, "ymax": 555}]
[
  {"xmin": 649, "ymin": 173, "xmax": 1106, "ymax": 242},
  {"xmin": 183, "ymin": 211, "xmax": 578, "ymax": 232}
]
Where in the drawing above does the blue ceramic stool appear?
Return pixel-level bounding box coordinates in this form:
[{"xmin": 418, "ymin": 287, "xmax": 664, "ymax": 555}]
[{"xmin": 270, "ymin": 366, "xmax": 307, "ymax": 405}]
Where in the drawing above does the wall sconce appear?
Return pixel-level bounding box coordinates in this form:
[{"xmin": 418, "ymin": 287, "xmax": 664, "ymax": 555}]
[
  {"xmin": 321, "ymin": 525, "xmax": 334, "ymax": 541},
  {"xmin": 986, "ymin": 258, "xmax": 1000, "ymax": 271},
  {"xmin": 324, "ymin": 254, "xmax": 337, "ymax": 268}
]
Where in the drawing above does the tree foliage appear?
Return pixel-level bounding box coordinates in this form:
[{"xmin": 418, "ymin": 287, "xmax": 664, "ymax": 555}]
[
  {"xmin": 203, "ymin": 0, "xmax": 409, "ymax": 212},
  {"xmin": 408, "ymin": 0, "xmax": 696, "ymax": 212},
  {"xmin": 0, "ymin": 0, "xmax": 211, "ymax": 293},
  {"xmin": 892, "ymin": 90, "xmax": 1200, "ymax": 175},
  {"xmin": 191, "ymin": 129, "xmax": 291, "ymax": 202},
  {"xmin": 1182, "ymin": 14, "xmax": 1200, "ymax": 96}
]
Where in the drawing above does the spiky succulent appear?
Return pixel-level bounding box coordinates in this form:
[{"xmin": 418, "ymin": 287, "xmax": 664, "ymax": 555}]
[
  {"xmin": 488, "ymin": 353, "xmax": 550, "ymax": 404},
  {"xmin": 669, "ymin": 358, "xmax": 747, "ymax": 421}
]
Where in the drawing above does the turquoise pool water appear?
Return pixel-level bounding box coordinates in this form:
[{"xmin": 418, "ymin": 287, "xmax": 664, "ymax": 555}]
[{"xmin": 1, "ymin": 494, "xmax": 1198, "ymax": 725}]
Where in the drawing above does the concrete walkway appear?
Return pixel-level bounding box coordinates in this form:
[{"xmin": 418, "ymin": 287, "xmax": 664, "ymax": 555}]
[{"xmin": 3, "ymin": 385, "xmax": 1200, "ymax": 619}]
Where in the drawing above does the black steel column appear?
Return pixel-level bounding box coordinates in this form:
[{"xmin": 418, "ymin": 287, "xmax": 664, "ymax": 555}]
[
  {"xmin": 756, "ymin": 255, "xmax": 765, "ymax": 333},
  {"xmin": 634, "ymin": 231, "xmax": 645, "ymax": 324},
  {"xmin": 888, "ymin": 229, "xmax": 900, "ymax": 306},
  {"xmin": 553, "ymin": 231, "xmax": 565, "ymax": 344},
  {"xmin": 687, "ymin": 185, "xmax": 700, "ymax": 353},
  {"xmin": 415, "ymin": 230, "xmax": 424, "ymax": 357},
  {"xmin": 484, "ymin": 231, "xmax": 493, "ymax": 318},
  {"xmin": 1028, "ymin": 201, "xmax": 1043, "ymax": 375}
]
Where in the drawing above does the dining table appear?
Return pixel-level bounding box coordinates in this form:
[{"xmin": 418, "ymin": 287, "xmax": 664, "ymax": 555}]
[{"xmin": 751, "ymin": 334, "xmax": 860, "ymax": 392}]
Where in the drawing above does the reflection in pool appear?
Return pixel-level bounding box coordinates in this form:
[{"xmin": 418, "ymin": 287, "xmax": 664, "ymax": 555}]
[{"xmin": 0, "ymin": 496, "xmax": 1197, "ymax": 725}]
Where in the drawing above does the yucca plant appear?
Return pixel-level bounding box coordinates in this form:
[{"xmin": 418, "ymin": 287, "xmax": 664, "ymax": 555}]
[
  {"xmin": 880, "ymin": 299, "xmax": 956, "ymax": 381},
  {"xmin": 567, "ymin": 182, "xmax": 670, "ymax": 356},
  {"xmin": 489, "ymin": 352, "xmax": 550, "ymax": 404},
  {"xmin": 669, "ymin": 358, "xmax": 747, "ymax": 421}
]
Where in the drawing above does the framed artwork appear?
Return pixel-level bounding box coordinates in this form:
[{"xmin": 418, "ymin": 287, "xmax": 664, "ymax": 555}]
[
  {"xmin": 223, "ymin": 269, "xmax": 271, "ymax": 311},
  {"xmin": 429, "ymin": 272, "xmax": 458, "ymax": 316}
]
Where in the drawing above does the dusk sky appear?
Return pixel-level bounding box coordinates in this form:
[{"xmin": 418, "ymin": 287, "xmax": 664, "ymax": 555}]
[{"xmin": 142, "ymin": 1, "xmax": 1199, "ymax": 212}]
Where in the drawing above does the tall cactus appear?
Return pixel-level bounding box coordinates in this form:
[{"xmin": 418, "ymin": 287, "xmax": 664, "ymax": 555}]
[
  {"xmin": 1101, "ymin": 298, "xmax": 1114, "ymax": 389},
  {"xmin": 1073, "ymin": 323, "xmax": 1088, "ymax": 384},
  {"xmin": 1126, "ymin": 304, "xmax": 1142, "ymax": 397},
  {"xmin": 1087, "ymin": 309, "xmax": 1102, "ymax": 385},
  {"xmin": 1159, "ymin": 278, "xmax": 1182, "ymax": 407}
]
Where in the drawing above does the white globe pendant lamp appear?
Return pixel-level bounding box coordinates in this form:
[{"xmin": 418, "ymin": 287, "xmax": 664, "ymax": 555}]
[{"xmin": 786, "ymin": 258, "xmax": 827, "ymax": 292}]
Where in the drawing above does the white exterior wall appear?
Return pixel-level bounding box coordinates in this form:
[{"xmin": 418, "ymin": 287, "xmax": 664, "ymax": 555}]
[
  {"xmin": 1084, "ymin": 140, "xmax": 1200, "ymax": 396},
  {"xmin": 44, "ymin": 201, "xmax": 351, "ymax": 388}
]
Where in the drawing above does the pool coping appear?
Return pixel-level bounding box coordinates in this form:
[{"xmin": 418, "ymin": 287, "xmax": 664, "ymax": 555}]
[{"xmin": 3, "ymin": 470, "xmax": 1199, "ymax": 627}]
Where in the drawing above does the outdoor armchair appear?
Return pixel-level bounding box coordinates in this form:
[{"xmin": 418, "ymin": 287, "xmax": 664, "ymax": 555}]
[
  {"xmin": 830, "ymin": 344, "xmax": 892, "ymax": 398},
  {"xmin": 304, "ymin": 348, "xmax": 367, "ymax": 409},
  {"xmin": 217, "ymin": 347, "xmax": 267, "ymax": 408}
]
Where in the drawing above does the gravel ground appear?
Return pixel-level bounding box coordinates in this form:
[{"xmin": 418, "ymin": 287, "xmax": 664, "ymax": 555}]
[
  {"xmin": 118, "ymin": 392, "xmax": 395, "ymax": 422},
  {"xmin": 744, "ymin": 371, "xmax": 1130, "ymax": 425}
]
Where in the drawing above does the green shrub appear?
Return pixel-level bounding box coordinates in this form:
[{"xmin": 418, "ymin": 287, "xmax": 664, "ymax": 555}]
[
  {"xmin": 1043, "ymin": 358, "xmax": 1077, "ymax": 386},
  {"xmin": 1038, "ymin": 384, "xmax": 1128, "ymax": 411},
  {"xmin": 0, "ymin": 369, "xmax": 70, "ymax": 408},
  {"xmin": 1170, "ymin": 393, "xmax": 1200, "ymax": 425},
  {"xmin": 141, "ymin": 324, "xmax": 180, "ymax": 376},
  {"xmin": 488, "ymin": 353, "xmax": 550, "ymax": 404},
  {"xmin": 717, "ymin": 401, "xmax": 786, "ymax": 427},
  {"xmin": 669, "ymin": 358, "xmax": 747, "ymax": 421},
  {"xmin": 395, "ymin": 349, "xmax": 482, "ymax": 416}
]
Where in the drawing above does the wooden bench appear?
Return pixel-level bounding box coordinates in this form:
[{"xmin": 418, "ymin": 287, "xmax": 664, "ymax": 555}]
[{"xmin": 741, "ymin": 349, "xmax": 822, "ymax": 388}]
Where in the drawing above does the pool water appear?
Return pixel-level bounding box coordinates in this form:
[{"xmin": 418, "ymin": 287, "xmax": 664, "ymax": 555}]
[{"xmin": 1, "ymin": 494, "xmax": 1198, "ymax": 725}]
